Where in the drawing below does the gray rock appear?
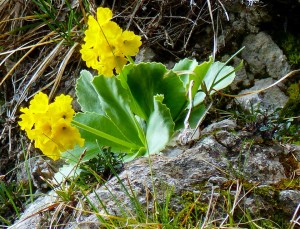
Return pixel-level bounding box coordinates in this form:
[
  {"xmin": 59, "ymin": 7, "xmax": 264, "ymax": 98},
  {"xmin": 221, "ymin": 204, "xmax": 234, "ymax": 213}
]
[
  {"xmin": 9, "ymin": 191, "xmax": 58, "ymax": 229},
  {"xmin": 10, "ymin": 121, "xmax": 300, "ymax": 228},
  {"xmin": 201, "ymin": 119, "xmax": 237, "ymax": 135},
  {"xmin": 242, "ymin": 145, "xmax": 286, "ymax": 184},
  {"xmin": 241, "ymin": 32, "xmax": 290, "ymax": 80},
  {"xmin": 230, "ymin": 57, "xmax": 251, "ymax": 90},
  {"xmin": 135, "ymin": 47, "xmax": 156, "ymax": 63},
  {"xmin": 279, "ymin": 190, "xmax": 300, "ymax": 215},
  {"xmin": 236, "ymin": 78, "xmax": 288, "ymax": 111}
]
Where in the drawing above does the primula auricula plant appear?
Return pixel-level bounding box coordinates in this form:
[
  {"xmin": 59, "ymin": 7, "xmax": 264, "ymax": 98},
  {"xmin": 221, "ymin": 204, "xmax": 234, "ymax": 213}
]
[{"xmin": 19, "ymin": 7, "xmax": 242, "ymax": 166}]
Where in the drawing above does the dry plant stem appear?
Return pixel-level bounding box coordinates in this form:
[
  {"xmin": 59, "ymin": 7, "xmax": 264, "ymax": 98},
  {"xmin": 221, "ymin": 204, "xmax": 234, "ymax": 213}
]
[
  {"xmin": 181, "ymin": 192, "xmax": 202, "ymax": 226},
  {"xmin": 290, "ymin": 203, "xmax": 300, "ymax": 228},
  {"xmin": 11, "ymin": 39, "xmax": 64, "ymax": 117},
  {"xmin": 50, "ymin": 202, "xmax": 65, "ymax": 227},
  {"xmin": 220, "ymin": 180, "xmax": 258, "ymax": 227},
  {"xmin": 0, "ymin": 31, "xmax": 57, "ymax": 86},
  {"xmin": 207, "ymin": 0, "xmax": 217, "ymax": 61},
  {"xmin": 184, "ymin": 80, "xmax": 195, "ymax": 129},
  {"xmin": 201, "ymin": 186, "xmax": 216, "ymax": 229},
  {"xmin": 49, "ymin": 42, "xmax": 79, "ymax": 99},
  {"xmin": 126, "ymin": 0, "xmax": 143, "ymax": 30},
  {"xmin": 183, "ymin": 4, "xmax": 205, "ymax": 51},
  {"xmin": 219, "ymin": 180, "xmax": 242, "ymax": 227},
  {"xmin": 217, "ymin": 69, "xmax": 300, "ymax": 98}
]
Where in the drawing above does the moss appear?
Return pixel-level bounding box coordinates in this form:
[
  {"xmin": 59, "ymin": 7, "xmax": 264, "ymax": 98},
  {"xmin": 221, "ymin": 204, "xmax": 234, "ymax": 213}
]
[
  {"xmin": 280, "ymin": 33, "xmax": 300, "ymax": 67},
  {"xmin": 176, "ymin": 179, "xmax": 294, "ymax": 227},
  {"xmin": 272, "ymin": 178, "xmax": 300, "ymax": 190},
  {"xmin": 280, "ymin": 83, "xmax": 300, "ymax": 118},
  {"xmin": 279, "ymin": 152, "xmax": 299, "ymax": 177},
  {"xmin": 177, "ymin": 190, "xmax": 209, "ymax": 226}
]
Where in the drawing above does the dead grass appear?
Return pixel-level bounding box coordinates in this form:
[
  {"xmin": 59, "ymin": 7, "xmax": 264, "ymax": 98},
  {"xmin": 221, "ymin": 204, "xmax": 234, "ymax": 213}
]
[{"xmin": 109, "ymin": 0, "xmax": 226, "ymax": 59}]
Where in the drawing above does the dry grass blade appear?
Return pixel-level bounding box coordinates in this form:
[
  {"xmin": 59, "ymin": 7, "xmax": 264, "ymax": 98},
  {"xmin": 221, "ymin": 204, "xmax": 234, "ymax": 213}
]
[
  {"xmin": 49, "ymin": 42, "xmax": 79, "ymax": 99},
  {"xmin": 11, "ymin": 39, "xmax": 64, "ymax": 117},
  {"xmin": 200, "ymin": 186, "xmax": 217, "ymax": 228},
  {"xmin": 216, "ymin": 69, "xmax": 300, "ymax": 98},
  {"xmin": 0, "ymin": 31, "xmax": 58, "ymax": 87},
  {"xmin": 290, "ymin": 203, "xmax": 300, "ymax": 229}
]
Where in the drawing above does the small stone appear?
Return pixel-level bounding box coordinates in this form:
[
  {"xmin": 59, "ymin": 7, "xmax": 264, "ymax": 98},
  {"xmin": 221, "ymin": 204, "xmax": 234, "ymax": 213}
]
[
  {"xmin": 135, "ymin": 47, "xmax": 156, "ymax": 63},
  {"xmin": 279, "ymin": 190, "xmax": 300, "ymax": 215},
  {"xmin": 241, "ymin": 32, "xmax": 290, "ymax": 80},
  {"xmin": 236, "ymin": 78, "xmax": 288, "ymax": 112}
]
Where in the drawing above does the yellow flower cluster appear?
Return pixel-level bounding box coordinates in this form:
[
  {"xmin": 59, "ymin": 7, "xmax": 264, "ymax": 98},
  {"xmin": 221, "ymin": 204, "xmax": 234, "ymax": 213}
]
[
  {"xmin": 80, "ymin": 7, "xmax": 142, "ymax": 77},
  {"xmin": 18, "ymin": 92, "xmax": 84, "ymax": 160}
]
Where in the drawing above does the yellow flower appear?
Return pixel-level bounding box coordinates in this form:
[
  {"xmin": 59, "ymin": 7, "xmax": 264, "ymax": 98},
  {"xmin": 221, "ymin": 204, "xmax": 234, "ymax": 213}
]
[
  {"xmin": 96, "ymin": 7, "xmax": 112, "ymax": 25},
  {"xmin": 18, "ymin": 108, "xmax": 35, "ymax": 132},
  {"xmin": 80, "ymin": 7, "xmax": 142, "ymax": 77},
  {"xmin": 18, "ymin": 92, "xmax": 84, "ymax": 161},
  {"xmin": 48, "ymin": 94, "xmax": 75, "ymax": 123},
  {"xmin": 118, "ymin": 31, "xmax": 142, "ymax": 56},
  {"xmin": 52, "ymin": 118, "xmax": 84, "ymax": 150},
  {"xmin": 18, "ymin": 92, "xmax": 49, "ymax": 135},
  {"xmin": 28, "ymin": 92, "xmax": 49, "ymax": 114},
  {"xmin": 36, "ymin": 140, "xmax": 60, "ymax": 161}
]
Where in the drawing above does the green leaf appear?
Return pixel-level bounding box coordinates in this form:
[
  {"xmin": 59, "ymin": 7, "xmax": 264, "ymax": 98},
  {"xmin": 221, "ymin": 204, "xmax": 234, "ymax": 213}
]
[
  {"xmin": 146, "ymin": 95, "xmax": 175, "ymax": 154},
  {"xmin": 64, "ymin": 112, "xmax": 139, "ymax": 163},
  {"xmin": 157, "ymin": 70, "xmax": 187, "ymax": 120},
  {"xmin": 188, "ymin": 104, "xmax": 208, "ymax": 129},
  {"xmin": 76, "ymin": 70, "xmax": 103, "ymax": 114},
  {"xmin": 172, "ymin": 58, "xmax": 198, "ymax": 89},
  {"xmin": 122, "ymin": 62, "xmax": 187, "ymax": 121},
  {"xmin": 92, "ymin": 76, "xmax": 145, "ymax": 146},
  {"xmin": 192, "ymin": 91, "xmax": 207, "ymax": 108},
  {"xmin": 118, "ymin": 63, "xmax": 145, "ymax": 119},
  {"xmin": 125, "ymin": 62, "xmax": 167, "ymax": 120},
  {"xmin": 202, "ymin": 61, "xmax": 236, "ymax": 95},
  {"xmin": 193, "ymin": 57, "xmax": 213, "ymax": 98}
]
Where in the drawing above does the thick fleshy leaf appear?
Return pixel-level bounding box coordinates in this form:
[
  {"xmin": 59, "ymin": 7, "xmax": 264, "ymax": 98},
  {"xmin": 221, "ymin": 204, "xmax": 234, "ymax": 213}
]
[
  {"xmin": 174, "ymin": 103, "xmax": 206, "ymax": 130},
  {"xmin": 188, "ymin": 104, "xmax": 208, "ymax": 129},
  {"xmin": 122, "ymin": 62, "xmax": 187, "ymax": 121},
  {"xmin": 156, "ymin": 70, "xmax": 187, "ymax": 120},
  {"xmin": 125, "ymin": 62, "xmax": 167, "ymax": 120},
  {"xmin": 193, "ymin": 57, "xmax": 213, "ymax": 98},
  {"xmin": 172, "ymin": 58, "xmax": 198, "ymax": 89},
  {"xmin": 76, "ymin": 70, "xmax": 103, "ymax": 114},
  {"xmin": 92, "ymin": 75, "xmax": 145, "ymax": 146},
  {"xmin": 202, "ymin": 61, "xmax": 236, "ymax": 94},
  {"xmin": 118, "ymin": 63, "xmax": 146, "ymax": 119},
  {"xmin": 146, "ymin": 96, "xmax": 175, "ymax": 154},
  {"xmin": 63, "ymin": 112, "xmax": 139, "ymax": 163},
  {"xmin": 193, "ymin": 91, "xmax": 206, "ymax": 107}
]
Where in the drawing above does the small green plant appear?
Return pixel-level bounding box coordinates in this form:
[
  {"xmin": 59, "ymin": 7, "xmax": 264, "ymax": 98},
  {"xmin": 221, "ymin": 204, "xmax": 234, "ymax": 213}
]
[
  {"xmin": 225, "ymin": 100, "xmax": 300, "ymax": 144},
  {"xmin": 280, "ymin": 33, "xmax": 300, "ymax": 67},
  {"xmin": 79, "ymin": 147, "xmax": 125, "ymax": 185},
  {"xmin": 0, "ymin": 180, "xmax": 24, "ymax": 225},
  {"xmin": 31, "ymin": 0, "xmax": 89, "ymax": 45}
]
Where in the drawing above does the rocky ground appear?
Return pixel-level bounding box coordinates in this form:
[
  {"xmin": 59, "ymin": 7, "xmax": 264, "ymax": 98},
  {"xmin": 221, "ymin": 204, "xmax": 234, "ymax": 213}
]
[{"xmin": 1, "ymin": 0, "xmax": 300, "ymax": 228}]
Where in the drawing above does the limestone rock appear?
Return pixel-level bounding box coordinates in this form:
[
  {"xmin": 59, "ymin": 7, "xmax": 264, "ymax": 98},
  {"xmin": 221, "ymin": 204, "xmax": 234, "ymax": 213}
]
[
  {"xmin": 236, "ymin": 78, "xmax": 288, "ymax": 111},
  {"xmin": 279, "ymin": 190, "xmax": 300, "ymax": 215},
  {"xmin": 241, "ymin": 32, "xmax": 290, "ymax": 80},
  {"xmin": 10, "ymin": 120, "xmax": 300, "ymax": 228}
]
